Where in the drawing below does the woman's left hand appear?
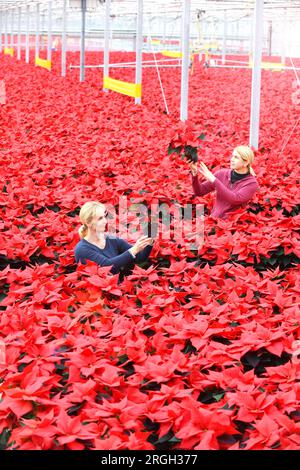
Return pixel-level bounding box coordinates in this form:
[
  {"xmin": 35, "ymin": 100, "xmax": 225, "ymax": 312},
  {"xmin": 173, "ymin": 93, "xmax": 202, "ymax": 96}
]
[{"xmin": 198, "ymin": 162, "xmax": 216, "ymax": 183}]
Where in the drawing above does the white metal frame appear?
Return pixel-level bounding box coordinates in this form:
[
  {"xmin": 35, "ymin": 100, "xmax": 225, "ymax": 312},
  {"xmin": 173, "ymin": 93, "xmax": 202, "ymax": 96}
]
[
  {"xmin": 0, "ymin": 0, "xmax": 299, "ymax": 147},
  {"xmin": 249, "ymin": 0, "xmax": 263, "ymax": 150},
  {"xmin": 180, "ymin": 0, "xmax": 191, "ymax": 121}
]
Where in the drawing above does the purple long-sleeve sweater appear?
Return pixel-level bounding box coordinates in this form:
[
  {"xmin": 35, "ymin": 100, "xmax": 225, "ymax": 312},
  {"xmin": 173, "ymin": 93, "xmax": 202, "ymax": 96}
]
[{"xmin": 192, "ymin": 169, "xmax": 259, "ymax": 219}]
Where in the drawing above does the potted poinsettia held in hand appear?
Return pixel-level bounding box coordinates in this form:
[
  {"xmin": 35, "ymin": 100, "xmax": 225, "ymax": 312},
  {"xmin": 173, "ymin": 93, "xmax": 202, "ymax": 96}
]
[{"xmin": 167, "ymin": 124, "xmax": 205, "ymax": 163}]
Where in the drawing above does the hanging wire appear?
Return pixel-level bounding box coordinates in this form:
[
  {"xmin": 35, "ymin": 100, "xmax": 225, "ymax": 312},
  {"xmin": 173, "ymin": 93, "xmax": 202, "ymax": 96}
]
[
  {"xmin": 277, "ymin": 55, "xmax": 300, "ymax": 158},
  {"xmin": 289, "ymin": 56, "xmax": 300, "ymax": 86},
  {"xmin": 148, "ymin": 18, "xmax": 169, "ymax": 115},
  {"xmin": 278, "ymin": 116, "xmax": 300, "ymax": 159}
]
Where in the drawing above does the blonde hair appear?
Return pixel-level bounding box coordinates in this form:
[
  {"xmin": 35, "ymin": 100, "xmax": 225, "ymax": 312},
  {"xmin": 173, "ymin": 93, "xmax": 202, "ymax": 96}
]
[
  {"xmin": 234, "ymin": 146, "xmax": 256, "ymax": 176},
  {"xmin": 78, "ymin": 201, "xmax": 106, "ymax": 239}
]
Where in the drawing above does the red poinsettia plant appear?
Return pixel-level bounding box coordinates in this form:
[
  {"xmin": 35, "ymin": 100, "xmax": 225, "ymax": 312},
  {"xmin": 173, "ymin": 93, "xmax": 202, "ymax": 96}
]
[
  {"xmin": 167, "ymin": 123, "xmax": 205, "ymax": 163},
  {"xmin": 0, "ymin": 50, "xmax": 299, "ymax": 451}
]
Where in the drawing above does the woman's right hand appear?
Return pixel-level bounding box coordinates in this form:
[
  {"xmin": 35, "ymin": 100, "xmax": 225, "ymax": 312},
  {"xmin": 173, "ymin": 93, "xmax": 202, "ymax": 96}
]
[
  {"xmin": 131, "ymin": 236, "xmax": 153, "ymax": 256},
  {"xmin": 187, "ymin": 159, "xmax": 198, "ymax": 176}
]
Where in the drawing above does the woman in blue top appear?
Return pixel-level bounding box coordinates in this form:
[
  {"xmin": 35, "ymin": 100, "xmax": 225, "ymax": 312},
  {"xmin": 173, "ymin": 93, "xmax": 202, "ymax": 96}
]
[{"xmin": 74, "ymin": 201, "xmax": 154, "ymax": 277}]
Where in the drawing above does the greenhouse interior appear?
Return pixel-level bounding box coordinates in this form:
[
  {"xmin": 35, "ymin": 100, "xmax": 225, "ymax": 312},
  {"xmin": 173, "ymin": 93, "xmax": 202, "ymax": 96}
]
[{"xmin": 0, "ymin": 0, "xmax": 299, "ymax": 454}]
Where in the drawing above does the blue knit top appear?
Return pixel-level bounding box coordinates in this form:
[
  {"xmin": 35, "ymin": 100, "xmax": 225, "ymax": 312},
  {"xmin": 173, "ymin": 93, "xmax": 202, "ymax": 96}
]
[{"xmin": 74, "ymin": 235, "xmax": 153, "ymax": 274}]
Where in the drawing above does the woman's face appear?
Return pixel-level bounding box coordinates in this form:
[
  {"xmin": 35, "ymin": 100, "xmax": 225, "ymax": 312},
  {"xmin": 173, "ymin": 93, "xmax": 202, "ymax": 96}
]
[
  {"xmin": 230, "ymin": 151, "xmax": 249, "ymax": 171},
  {"xmin": 88, "ymin": 207, "xmax": 108, "ymax": 235}
]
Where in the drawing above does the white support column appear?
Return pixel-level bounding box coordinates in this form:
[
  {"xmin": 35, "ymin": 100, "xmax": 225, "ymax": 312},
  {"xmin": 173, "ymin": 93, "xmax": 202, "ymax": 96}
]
[
  {"xmin": 135, "ymin": 0, "xmax": 143, "ymax": 105},
  {"xmin": 4, "ymin": 10, "xmax": 8, "ymax": 49},
  {"xmin": 268, "ymin": 20, "xmax": 272, "ymax": 57},
  {"xmin": 146, "ymin": 17, "xmax": 152, "ymax": 52},
  {"xmin": 281, "ymin": 8, "xmax": 287, "ymax": 65},
  {"xmin": 162, "ymin": 12, "xmax": 166, "ymax": 48},
  {"xmin": 249, "ymin": 0, "xmax": 264, "ymax": 150},
  {"xmin": 249, "ymin": 12, "xmax": 253, "ymax": 58},
  {"xmin": 222, "ymin": 9, "xmax": 227, "ymax": 65},
  {"xmin": 10, "ymin": 8, "xmax": 14, "ymax": 48},
  {"xmin": 236, "ymin": 19, "xmax": 240, "ymax": 42},
  {"xmin": 47, "ymin": 1, "xmax": 52, "ymax": 62},
  {"xmin": 36, "ymin": 3, "xmax": 40, "ymax": 59},
  {"xmin": 25, "ymin": 4, "xmax": 30, "ymax": 63},
  {"xmin": 41, "ymin": 10, "xmax": 45, "ymax": 50},
  {"xmin": 0, "ymin": 11, "xmax": 2, "ymax": 53},
  {"xmin": 17, "ymin": 6, "xmax": 21, "ymax": 60},
  {"xmin": 103, "ymin": 0, "xmax": 111, "ymax": 91},
  {"xmin": 132, "ymin": 21, "xmax": 136, "ymax": 51},
  {"xmin": 80, "ymin": 0, "xmax": 86, "ymax": 82},
  {"xmin": 180, "ymin": 0, "xmax": 191, "ymax": 121},
  {"xmin": 61, "ymin": 0, "xmax": 67, "ymax": 76}
]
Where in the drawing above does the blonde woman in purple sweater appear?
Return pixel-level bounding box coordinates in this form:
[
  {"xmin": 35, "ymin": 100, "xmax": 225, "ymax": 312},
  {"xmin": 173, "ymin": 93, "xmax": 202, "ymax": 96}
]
[{"xmin": 189, "ymin": 146, "xmax": 259, "ymax": 219}]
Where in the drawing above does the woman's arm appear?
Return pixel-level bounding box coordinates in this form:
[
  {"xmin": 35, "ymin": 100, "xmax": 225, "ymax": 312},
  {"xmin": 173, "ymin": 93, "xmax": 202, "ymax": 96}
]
[
  {"xmin": 214, "ymin": 179, "xmax": 258, "ymax": 205},
  {"xmin": 192, "ymin": 174, "xmax": 216, "ymax": 197},
  {"xmin": 116, "ymin": 238, "xmax": 153, "ymax": 263},
  {"xmin": 189, "ymin": 161, "xmax": 221, "ymax": 197},
  {"xmin": 77, "ymin": 246, "xmax": 134, "ymax": 270},
  {"xmin": 136, "ymin": 244, "xmax": 153, "ymax": 263}
]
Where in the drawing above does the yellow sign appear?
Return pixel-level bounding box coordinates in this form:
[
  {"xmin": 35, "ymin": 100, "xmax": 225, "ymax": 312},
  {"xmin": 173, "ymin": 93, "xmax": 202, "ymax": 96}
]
[
  {"xmin": 103, "ymin": 76, "xmax": 141, "ymax": 98},
  {"xmin": 249, "ymin": 60, "xmax": 284, "ymax": 71},
  {"xmin": 4, "ymin": 47, "xmax": 14, "ymax": 57},
  {"xmin": 35, "ymin": 56, "xmax": 51, "ymax": 71},
  {"xmin": 162, "ymin": 50, "xmax": 182, "ymax": 58}
]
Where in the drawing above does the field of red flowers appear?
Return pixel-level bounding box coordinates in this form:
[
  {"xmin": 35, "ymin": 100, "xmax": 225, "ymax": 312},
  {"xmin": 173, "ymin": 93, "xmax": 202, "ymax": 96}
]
[{"xmin": 0, "ymin": 49, "xmax": 299, "ymax": 450}]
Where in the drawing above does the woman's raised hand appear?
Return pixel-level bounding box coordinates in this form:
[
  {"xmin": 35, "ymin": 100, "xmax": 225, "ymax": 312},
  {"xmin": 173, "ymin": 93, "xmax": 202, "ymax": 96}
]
[
  {"xmin": 198, "ymin": 161, "xmax": 216, "ymax": 183},
  {"xmin": 131, "ymin": 236, "xmax": 153, "ymax": 256},
  {"xmin": 186, "ymin": 158, "xmax": 198, "ymax": 176}
]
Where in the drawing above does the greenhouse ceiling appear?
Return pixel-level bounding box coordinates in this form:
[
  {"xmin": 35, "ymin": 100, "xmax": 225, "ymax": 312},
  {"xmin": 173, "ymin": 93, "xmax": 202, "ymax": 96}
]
[{"xmin": 0, "ymin": 0, "xmax": 300, "ymax": 21}]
